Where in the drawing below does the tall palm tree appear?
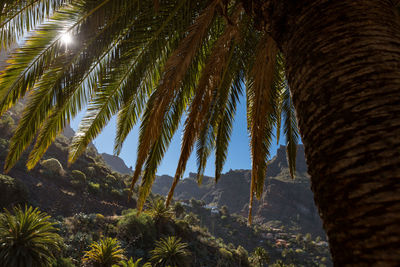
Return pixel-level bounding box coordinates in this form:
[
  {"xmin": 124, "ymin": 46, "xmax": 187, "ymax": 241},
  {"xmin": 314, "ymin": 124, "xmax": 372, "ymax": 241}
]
[
  {"xmin": 0, "ymin": 0, "xmax": 399, "ymax": 265},
  {"xmin": 150, "ymin": 236, "xmax": 191, "ymax": 267},
  {"xmin": 0, "ymin": 206, "xmax": 62, "ymax": 267},
  {"xmin": 82, "ymin": 237, "xmax": 126, "ymax": 267}
]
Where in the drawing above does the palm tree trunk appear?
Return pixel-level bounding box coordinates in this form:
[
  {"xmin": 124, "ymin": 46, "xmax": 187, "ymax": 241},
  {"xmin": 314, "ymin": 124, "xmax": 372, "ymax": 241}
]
[{"xmin": 269, "ymin": 0, "xmax": 400, "ymax": 265}]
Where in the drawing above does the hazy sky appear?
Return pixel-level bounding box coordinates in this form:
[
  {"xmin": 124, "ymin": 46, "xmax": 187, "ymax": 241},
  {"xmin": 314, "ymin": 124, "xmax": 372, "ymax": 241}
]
[{"xmin": 71, "ymin": 95, "xmax": 287, "ymax": 177}]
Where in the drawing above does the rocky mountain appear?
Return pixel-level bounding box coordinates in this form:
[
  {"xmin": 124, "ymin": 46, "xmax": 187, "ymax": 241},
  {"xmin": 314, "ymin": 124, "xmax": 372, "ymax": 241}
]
[
  {"xmin": 152, "ymin": 145, "xmax": 325, "ymax": 236},
  {"xmin": 101, "ymin": 153, "xmax": 132, "ymax": 174},
  {"xmin": 63, "ymin": 124, "xmax": 131, "ymax": 175}
]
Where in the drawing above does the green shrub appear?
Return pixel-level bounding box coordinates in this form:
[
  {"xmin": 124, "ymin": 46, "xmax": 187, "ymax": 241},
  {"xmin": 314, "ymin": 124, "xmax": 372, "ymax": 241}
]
[
  {"xmin": 219, "ymin": 247, "xmax": 233, "ymax": 259},
  {"xmin": 0, "ymin": 113, "xmax": 14, "ymax": 135},
  {"xmin": 41, "ymin": 158, "xmax": 64, "ymax": 175},
  {"xmin": 106, "ymin": 174, "xmax": 116, "ymax": 181},
  {"xmin": 183, "ymin": 213, "xmax": 200, "ymax": 226},
  {"xmin": 236, "ymin": 245, "xmax": 249, "ymax": 265},
  {"xmin": 111, "ymin": 189, "xmax": 123, "ymax": 199},
  {"xmin": 85, "ymin": 166, "xmax": 96, "ymax": 177},
  {"xmin": 117, "ymin": 210, "xmax": 156, "ymax": 247},
  {"xmin": 0, "ymin": 174, "xmax": 29, "ymax": 208},
  {"xmin": 0, "ymin": 138, "xmax": 9, "ymax": 158},
  {"xmin": 71, "ymin": 170, "xmax": 86, "ymax": 182},
  {"xmin": 88, "ymin": 182, "xmax": 101, "ymax": 194},
  {"xmin": 52, "ymin": 257, "xmax": 75, "ymax": 267},
  {"xmin": 70, "ymin": 179, "xmax": 83, "ymax": 189}
]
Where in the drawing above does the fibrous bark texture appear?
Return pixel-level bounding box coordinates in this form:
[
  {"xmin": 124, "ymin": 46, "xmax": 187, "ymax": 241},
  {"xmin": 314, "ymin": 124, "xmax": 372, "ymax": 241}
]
[{"xmin": 280, "ymin": 0, "xmax": 400, "ymax": 265}]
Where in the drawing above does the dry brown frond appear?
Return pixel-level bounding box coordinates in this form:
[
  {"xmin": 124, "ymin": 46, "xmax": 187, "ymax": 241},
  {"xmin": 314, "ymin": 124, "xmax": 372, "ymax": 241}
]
[
  {"xmin": 165, "ymin": 5, "xmax": 243, "ymax": 207},
  {"xmin": 247, "ymin": 34, "xmax": 278, "ymax": 225}
]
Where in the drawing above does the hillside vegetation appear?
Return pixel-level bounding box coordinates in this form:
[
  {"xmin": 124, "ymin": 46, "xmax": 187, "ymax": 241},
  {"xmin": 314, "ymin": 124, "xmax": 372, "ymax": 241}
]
[{"xmin": 0, "ymin": 106, "xmax": 331, "ymax": 266}]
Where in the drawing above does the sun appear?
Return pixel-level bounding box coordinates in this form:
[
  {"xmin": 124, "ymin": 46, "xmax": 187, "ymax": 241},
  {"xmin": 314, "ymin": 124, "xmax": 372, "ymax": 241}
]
[{"xmin": 60, "ymin": 32, "xmax": 73, "ymax": 45}]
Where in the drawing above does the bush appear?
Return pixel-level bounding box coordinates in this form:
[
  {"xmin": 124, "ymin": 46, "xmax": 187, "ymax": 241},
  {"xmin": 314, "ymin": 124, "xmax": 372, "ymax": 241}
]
[
  {"xmin": 41, "ymin": 158, "xmax": 64, "ymax": 175},
  {"xmin": 0, "ymin": 174, "xmax": 29, "ymax": 208},
  {"xmin": 219, "ymin": 247, "xmax": 233, "ymax": 259},
  {"xmin": 0, "ymin": 138, "xmax": 9, "ymax": 158},
  {"xmin": 106, "ymin": 174, "xmax": 116, "ymax": 181},
  {"xmin": 85, "ymin": 166, "xmax": 96, "ymax": 177},
  {"xmin": 52, "ymin": 257, "xmax": 75, "ymax": 267},
  {"xmin": 0, "ymin": 113, "xmax": 14, "ymax": 135},
  {"xmin": 88, "ymin": 182, "xmax": 101, "ymax": 194},
  {"xmin": 70, "ymin": 179, "xmax": 83, "ymax": 189},
  {"xmin": 235, "ymin": 245, "xmax": 250, "ymax": 265},
  {"xmin": 117, "ymin": 210, "xmax": 156, "ymax": 248},
  {"xmin": 111, "ymin": 189, "xmax": 123, "ymax": 199},
  {"xmin": 71, "ymin": 170, "xmax": 86, "ymax": 182}
]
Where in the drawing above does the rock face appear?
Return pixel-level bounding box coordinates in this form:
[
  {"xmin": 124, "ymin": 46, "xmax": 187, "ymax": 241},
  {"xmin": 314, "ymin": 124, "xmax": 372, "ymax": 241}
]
[
  {"xmin": 152, "ymin": 145, "xmax": 325, "ymax": 236},
  {"xmin": 101, "ymin": 153, "xmax": 132, "ymax": 174}
]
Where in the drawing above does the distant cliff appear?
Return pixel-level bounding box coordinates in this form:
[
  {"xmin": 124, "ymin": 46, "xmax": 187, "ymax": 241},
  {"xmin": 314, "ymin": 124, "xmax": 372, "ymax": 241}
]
[
  {"xmin": 101, "ymin": 153, "xmax": 132, "ymax": 174},
  {"xmin": 152, "ymin": 145, "xmax": 325, "ymax": 236}
]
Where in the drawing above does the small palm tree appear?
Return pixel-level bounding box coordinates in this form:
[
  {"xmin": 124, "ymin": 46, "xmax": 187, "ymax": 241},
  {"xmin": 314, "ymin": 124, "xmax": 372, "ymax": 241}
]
[
  {"xmin": 120, "ymin": 258, "xmax": 152, "ymax": 267},
  {"xmin": 147, "ymin": 199, "xmax": 174, "ymax": 224},
  {"xmin": 150, "ymin": 236, "xmax": 191, "ymax": 267},
  {"xmin": 118, "ymin": 258, "xmax": 152, "ymax": 267},
  {"xmin": 0, "ymin": 205, "xmax": 62, "ymax": 267},
  {"xmin": 82, "ymin": 237, "xmax": 126, "ymax": 267},
  {"xmin": 250, "ymin": 247, "xmax": 270, "ymax": 267}
]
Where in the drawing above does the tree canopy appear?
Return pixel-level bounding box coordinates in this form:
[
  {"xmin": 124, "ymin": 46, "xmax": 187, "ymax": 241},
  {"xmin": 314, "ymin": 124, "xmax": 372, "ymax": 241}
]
[{"xmin": 0, "ymin": 0, "xmax": 298, "ymax": 222}]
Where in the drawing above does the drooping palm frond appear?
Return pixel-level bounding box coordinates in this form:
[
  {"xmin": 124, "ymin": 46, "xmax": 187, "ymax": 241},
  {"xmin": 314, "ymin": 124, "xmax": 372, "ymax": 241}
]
[
  {"xmin": 0, "ymin": 0, "xmax": 301, "ymax": 225},
  {"xmin": 113, "ymin": 0, "xmax": 200, "ymax": 156},
  {"xmin": 130, "ymin": 0, "xmax": 222, "ymax": 192},
  {"xmin": 165, "ymin": 8, "xmax": 243, "ymax": 207},
  {"xmin": 272, "ymin": 53, "xmax": 299, "ymax": 179},
  {"xmin": 246, "ymin": 34, "xmax": 279, "ymax": 224},
  {"xmin": 282, "ymin": 80, "xmax": 299, "ymax": 179}
]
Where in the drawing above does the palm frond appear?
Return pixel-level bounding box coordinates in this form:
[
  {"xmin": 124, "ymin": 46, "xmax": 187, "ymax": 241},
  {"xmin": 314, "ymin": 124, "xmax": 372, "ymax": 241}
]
[
  {"xmin": 214, "ymin": 74, "xmax": 242, "ymax": 182},
  {"xmin": 136, "ymin": 30, "xmax": 212, "ymax": 210},
  {"xmin": 3, "ymin": 0, "xmax": 140, "ymax": 172},
  {"xmin": 27, "ymin": 0, "xmax": 142, "ymax": 169},
  {"xmin": 165, "ymin": 9, "xmax": 242, "ymax": 206},
  {"xmin": 0, "ymin": 0, "xmax": 67, "ymax": 51},
  {"xmin": 271, "ymin": 53, "xmax": 287, "ymax": 145},
  {"xmin": 136, "ymin": 85, "xmax": 189, "ymax": 211},
  {"xmin": 113, "ymin": 0, "xmax": 192, "ymax": 156},
  {"xmin": 246, "ymin": 34, "xmax": 278, "ymax": 224},
  {"xmin": 283, "ymin": 80, "xmax": 299, "ymax": 179},
  {"xmin": 0, "ymin": 0, "xmax": 113, "ymax": 117},
  {"xmin": 130, "ymin": 0, "xmax": 221, "ymax": 192}
]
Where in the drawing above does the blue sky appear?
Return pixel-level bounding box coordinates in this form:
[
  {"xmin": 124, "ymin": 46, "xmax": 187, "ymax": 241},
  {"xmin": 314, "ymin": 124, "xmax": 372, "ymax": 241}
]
[{"xmin": 71, "ymin": 95, "xmax": 287, "ymax": 177}]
